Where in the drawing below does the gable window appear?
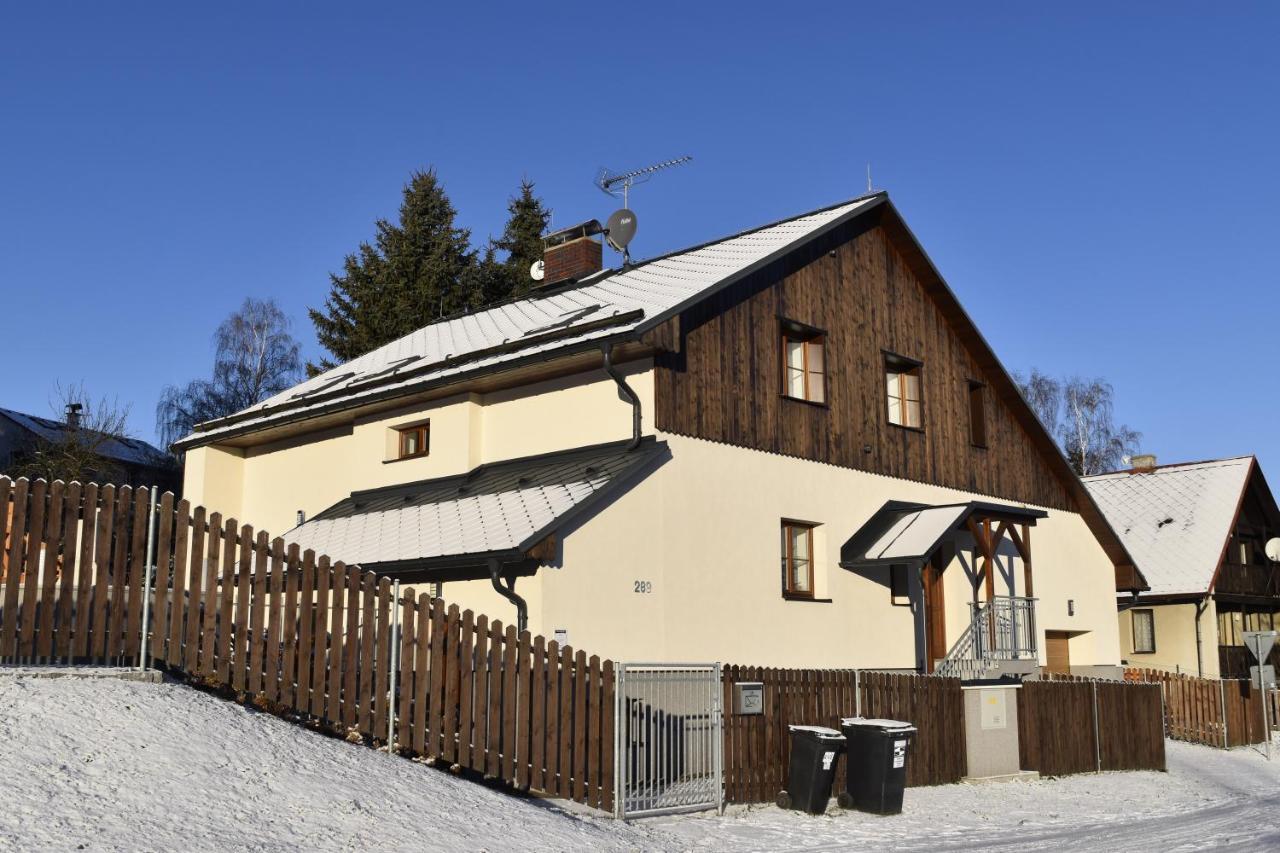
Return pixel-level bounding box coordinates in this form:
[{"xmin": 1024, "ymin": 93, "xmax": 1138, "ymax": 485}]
[
  {"xmin": 884, "ymin": 355, "xmax": 922, "ymax": 429},
  {"xmin": 1132, "ymin": 609, "xmax": 1155, "ymax": 654},
  {"xmin": 781, "ymin": 521, "xmax": 815, "ymax": 599},
  {"xmin": 968, "ymin": 381, "xmax": 988, "ymax": 448},
  {"xmin": 397, "ymin": 422, "xmax": 430, "ymax": 460},
  {"xmin": 781, "ymin": 321, "xmax": 826, "ymax": 404}
]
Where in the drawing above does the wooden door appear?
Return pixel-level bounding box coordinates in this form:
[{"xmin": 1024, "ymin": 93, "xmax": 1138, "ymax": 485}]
[
  {"xmin": 1045, "ymin": 631, "xmax": 1071, "ymax": 675},
  {"xmin": 923, "ymin": 557, "xmax": 946, "ymax": 672}
]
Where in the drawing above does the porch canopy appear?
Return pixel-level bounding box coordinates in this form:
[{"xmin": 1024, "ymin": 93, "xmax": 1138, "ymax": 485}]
[
  {"xmin": 283, "ymin": 437, "xmax": 669, "ymax": 582},
  {"xmin": 839, "ymin": 500, "xmax": 1047, "ymax": 593}
]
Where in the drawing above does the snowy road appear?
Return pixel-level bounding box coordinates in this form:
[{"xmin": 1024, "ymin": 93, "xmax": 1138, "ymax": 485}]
[{"xmin": 2, "ymin": 673, "xmax": 1277, "ymax": 852}]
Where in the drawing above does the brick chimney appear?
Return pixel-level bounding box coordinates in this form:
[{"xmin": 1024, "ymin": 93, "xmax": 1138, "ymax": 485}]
[
  {"xmin": 65, "ymin": 402, "xmax": 83, "ymax": 430},
  {"xmin": 541, "ymin": 220, "xmax": 603, "ymax": 287},
  {"xmin": 1130, "ymin": 454, "xmax": 1157, "ymax": 472}
]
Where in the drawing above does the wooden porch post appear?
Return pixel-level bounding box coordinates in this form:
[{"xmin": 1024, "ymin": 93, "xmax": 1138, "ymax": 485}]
[{"xmin": 1022, "ymin": 523, "xmax": 1034, "ymax": 598}]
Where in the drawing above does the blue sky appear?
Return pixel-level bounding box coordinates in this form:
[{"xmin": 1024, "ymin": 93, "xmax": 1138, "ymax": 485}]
[{"xmin": 2, "ymin": 4, "xmax": 1277, "ymax": 474}]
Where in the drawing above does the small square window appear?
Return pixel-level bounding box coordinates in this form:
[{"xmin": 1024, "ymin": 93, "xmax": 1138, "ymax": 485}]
[
  {"xmin": 968, "ymin": 381, "xmax": 987, "ymax": 448},
  {"xmin": 1132, "ymin": 609, "xmax": 1155, "ymax": 654},
  {"xmin": 781, "ymin": 322, "xmax": 826, "ymax": 404},
  {"xmin": 885, "ymin": 356, "xmax": 922, "ymax": 429},
  {"xmin": 781, "ymin": 521, "xmax": 816, "ymax": 599},
  {"xmin": 397, "ymin": 423, "xmax": 429, "ymax": 459}
]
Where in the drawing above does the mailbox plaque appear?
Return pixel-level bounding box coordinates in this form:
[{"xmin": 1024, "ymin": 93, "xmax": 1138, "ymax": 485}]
[{"xmin": 733, "ymin": 682, "xmax": 764, "ymax": 715}]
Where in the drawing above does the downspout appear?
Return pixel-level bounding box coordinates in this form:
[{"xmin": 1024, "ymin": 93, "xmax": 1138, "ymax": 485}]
[
  {"xmin": 1195, "ymin": 595, "xmax": 1209, "ymax": 678},
  {"xmin": 601, "ymin": 342, "xmax": 642, "ymax": 451},
  {"xmin": 488, "ymin": 558, "xmax": 528, "ymax": 634}
]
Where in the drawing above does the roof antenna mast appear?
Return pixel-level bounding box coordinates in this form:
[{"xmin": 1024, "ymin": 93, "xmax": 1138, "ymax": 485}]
[
  {"xmin": 595, "ymin": 155, "xmax": 692, "ymax": 209},
  {"xmin": 594, "ymin": 156, "xmax": 692, "ymax": 266}
]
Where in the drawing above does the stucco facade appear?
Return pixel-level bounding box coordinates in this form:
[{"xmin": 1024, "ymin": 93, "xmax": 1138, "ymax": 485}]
[
  {"xmin": 184, "ymin": 363, "xmax": 654, "ymax": 536},
  {"xmin": 432, "ymin": 432, "xmax": 1122, "ymax": 670},
  {"xmin": 182, "ymin": 362, "xmax": 1124, "ymax": 671},
  {"xmin": 1118, "ymin": 601, "xmax": 1221, "ymax": 678}
]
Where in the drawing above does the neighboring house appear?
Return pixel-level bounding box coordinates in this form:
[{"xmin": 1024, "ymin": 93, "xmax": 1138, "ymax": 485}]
[
  {"xmin": 177, "ymin": 191, "xmax": 1144, "ymax": 676},
  {"xmin": 0, "ymin": 405, "xmax": 178, "ymax": 493},
  {"xmin": 1085, "ymin": 455, "xmax": 1280, "ymax": 678}
]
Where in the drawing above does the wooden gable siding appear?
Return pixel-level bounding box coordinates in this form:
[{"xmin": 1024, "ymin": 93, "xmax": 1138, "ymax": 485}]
[{"xmin": 653, "ymin": 221, "xmax": 1076, "ymax": 512}]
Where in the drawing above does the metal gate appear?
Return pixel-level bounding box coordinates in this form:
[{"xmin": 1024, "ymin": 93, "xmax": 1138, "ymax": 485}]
[{"xmin": 614, "ymin": 663, "xmax": 723, "ymax": 819}]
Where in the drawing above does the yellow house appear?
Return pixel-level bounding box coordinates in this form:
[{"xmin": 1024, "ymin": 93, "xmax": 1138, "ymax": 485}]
[
  {"xmin": 177, "ymin": 192, "xmax": 1144, "ymax": 676},
  {"xmin": 1085, "ymin": 455, "xmax": 1280, "ymax": 678}
]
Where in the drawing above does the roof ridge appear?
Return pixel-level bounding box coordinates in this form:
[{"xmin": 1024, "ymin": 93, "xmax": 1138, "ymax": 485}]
[{"xmin": 1083, "ymin": 455, "xmax": 1255, "ymax": 479}]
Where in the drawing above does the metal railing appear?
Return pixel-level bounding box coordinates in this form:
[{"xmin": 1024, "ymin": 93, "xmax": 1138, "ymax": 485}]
[{"xmin": 972, "ymin": 596, "xmax": 1038, "ymax": 661}]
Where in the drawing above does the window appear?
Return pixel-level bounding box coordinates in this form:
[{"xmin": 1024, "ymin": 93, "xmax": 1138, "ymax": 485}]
[
  {"xmin": 781, "ymin": 322, "xmax": 826, "ymax": 404},
  {"xmin": 397, "ymin": 423, "xmax": 430, "ymax": 459},
  {"xmin": 968, "ymin": 381, "xmax": 987, "ymax": 447},
  {"xmin": 1131, "ymin": 609, "xmax": 1155, "ymax": 653},
  {"xmin": 781, "ymin": 521, "xmax": 815, "ymax": 598},
  {"xmin": 885, "ymin": 356, "xmax": 922, "ymax": 428}
]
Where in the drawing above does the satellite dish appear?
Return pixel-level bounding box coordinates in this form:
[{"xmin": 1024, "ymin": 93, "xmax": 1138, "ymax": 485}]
[
  {"xmin": 1266, "ymin": 538, "xmax": 1280, "ymax": 563},
  {"xmin": 530, "ymin": 260, "xmax": 545, "ymax": 282},
  {"xmin": 605, "ymin": 208, "xmax": 638, "ymax": 253}
]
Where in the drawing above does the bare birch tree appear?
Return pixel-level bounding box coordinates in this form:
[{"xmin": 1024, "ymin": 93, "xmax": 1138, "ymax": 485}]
[
  {"xmin": 157, "ymin": 298, "xmax": 302, "ymax": 452},
  {"xmin": 1014, "ymin": 368, "xmax": 1141, "ymax": 476}
]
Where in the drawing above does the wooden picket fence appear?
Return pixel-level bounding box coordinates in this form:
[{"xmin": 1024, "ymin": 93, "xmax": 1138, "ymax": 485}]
[
  {"xmin": 719, "ymin": 666, "xmax": 966, "ymax": 803},
  {"xmin": 1018, "ymin": 679, "xmax": 1166, "ymax": 776},
  {"xmin": 1123, "ymin": 667, "xmax": 1272, "ymax": 748},
  {"xmin": 0, "ymin": 477, "xmax": 615, "ymax": 811}
]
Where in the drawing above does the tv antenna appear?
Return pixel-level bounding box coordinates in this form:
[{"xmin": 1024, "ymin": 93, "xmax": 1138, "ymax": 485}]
[{"xmin": 595, "ymin": 155, "xmax": 692, "ymax": 208}]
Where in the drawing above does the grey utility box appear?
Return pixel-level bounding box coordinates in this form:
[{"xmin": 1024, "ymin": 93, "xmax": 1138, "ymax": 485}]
[{"xmin": 733, "ymin": 682, "xmax": 764, "ymax": 715}]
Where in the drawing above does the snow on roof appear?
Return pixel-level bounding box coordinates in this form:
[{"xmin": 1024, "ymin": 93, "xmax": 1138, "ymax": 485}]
[
  {"xmin": 283, "ymin": 438, "xmax": 668, "ymax": 568},
  {"xmin": 178, "ymin": 194, "xmax": 885, "ymax": 447},
  {"xmin": 1082, "ymin": 457, "xmax": 1253, "ymax": 596},
  {"xmin": 0, "ymin": 407, "xmax": 169, "ymax": 468}
]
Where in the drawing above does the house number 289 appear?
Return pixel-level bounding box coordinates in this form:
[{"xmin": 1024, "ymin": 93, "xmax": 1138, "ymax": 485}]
[{"xmin": 633, "ymin": 580, "xmax": 653, "ymax": 594}]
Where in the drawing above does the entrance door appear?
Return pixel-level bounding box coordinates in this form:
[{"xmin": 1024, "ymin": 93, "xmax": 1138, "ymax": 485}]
[
  {"xmin": 1045, "ymin": 631, "xmax": 1072, "ymax": 675},
  {"xmin": 922, "ymin": 556, "xmax": 946, "ymax": 672}
]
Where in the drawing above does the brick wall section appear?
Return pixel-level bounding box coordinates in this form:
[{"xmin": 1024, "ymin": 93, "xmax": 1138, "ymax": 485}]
[{"xmin": 543, "ymin": 237, "xmax": 602, "ymax": 285}]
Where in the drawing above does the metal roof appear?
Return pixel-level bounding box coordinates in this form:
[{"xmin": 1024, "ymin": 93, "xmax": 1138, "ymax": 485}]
[
  {"xmin": 282, "ymin": 437, "xmax": 669, "ymax": 571},
  {"xmin": 1083, "ymin": 457, "xmax": 1254, "ymax": 597},
  {"xmin": 0, "ymin": 407, "xmax": 170, "ymax": 468},
  {"xmin": 839, "ymin": 500, "xmax": 1046, "ymax": 570},
  {"xmin": 177, "ymin": 193, "xmax": 886, "ymax": 448}
]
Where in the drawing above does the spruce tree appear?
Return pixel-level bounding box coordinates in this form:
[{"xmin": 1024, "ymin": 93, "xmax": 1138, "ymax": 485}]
[
  {"xmin": 492, "ymin": 179, "xmax": 552, "ymax": 301},
  {"xmin": 309, "ymin": 169, "xmax": 474, "ymax": 373}
]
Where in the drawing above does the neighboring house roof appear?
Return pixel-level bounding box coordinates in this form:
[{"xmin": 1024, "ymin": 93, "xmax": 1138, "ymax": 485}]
[
  {"xmin": 0, "ymin": 407, "xmax": 170, "ymax": 469},
  {"xmin": 174, "ymin": 193, "xmax": 886, "ymax": 449},
  {"xmin": 1082, "ymin": 457, "xmax": 1255, "ymax": 597},
  {"xmin": 840, "ymin": 500, "xmax": 1047, "ymax": 570},
  {"xmin": 283, "ymin": 437, "xmax": 669, "ymax": 576}
]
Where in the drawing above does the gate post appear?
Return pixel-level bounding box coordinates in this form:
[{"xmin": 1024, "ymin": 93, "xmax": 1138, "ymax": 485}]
[
  {"xmin": 1219, "ymin": 678, "xmax": 1228, "ymax": 748},
  {"xmin": 613, "ymin": 665, "xmax": 624, "ymax": 819},
  {"xmin": 1092, "ymin": 681, "xmax": 1102, "ymax": 773},
  {"xmin": 714, "ymin": 662, "xmax": 724, "ymax": 816}
]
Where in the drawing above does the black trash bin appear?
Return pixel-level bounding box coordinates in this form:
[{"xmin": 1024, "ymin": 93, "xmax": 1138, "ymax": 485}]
[
  {"xmin": 775, "ymin": 725, "xmax": 846, "ymax": 815},
  {"xmin": 838, "ymin": 717, "xmax": 916, "ymax": 815}
]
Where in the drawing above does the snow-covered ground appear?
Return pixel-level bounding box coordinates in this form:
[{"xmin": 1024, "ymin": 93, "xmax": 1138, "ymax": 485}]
[{"xmin": 2, "ymin": 673, "xmax": 1278, "ymax": 852}]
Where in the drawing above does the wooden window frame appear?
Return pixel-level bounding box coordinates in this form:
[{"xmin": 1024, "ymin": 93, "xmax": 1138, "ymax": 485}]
[
  {"xmin": 883, "ymin": 352, "xmax": 924, "ymax": 432},
  {"xmin": 1131, "ymin": 608, "xmax": 1156, "ymax": 654},
  {"xmin": 396, "ymin": 422, "xmax": 430, "ymax": 461},
  {"xmin": 967, "ymin": 380, "xmax": 988, "ymax": 449},
  {"xmin": 781, "ymin": 520, "xmax": 817, "ymax": 600},
  {"xmin": 779, "ymin": 319, "xmax": 828, "ymax": 407}
]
